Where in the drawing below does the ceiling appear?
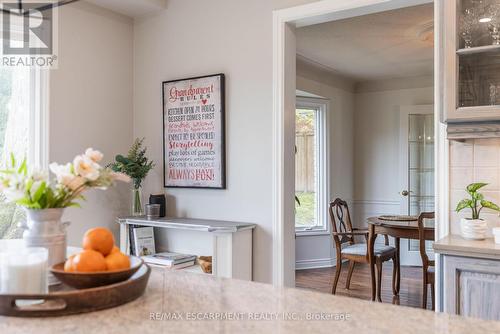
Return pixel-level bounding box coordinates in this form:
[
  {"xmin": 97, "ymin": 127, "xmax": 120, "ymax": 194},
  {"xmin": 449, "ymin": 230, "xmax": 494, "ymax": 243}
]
[
  {"xmin": 84, "ymin": 0, "xmax": 167, "ymax": 18},
  {"xmin": 296, "ymin": 4, "xmax": 434, "ymax": 82}
]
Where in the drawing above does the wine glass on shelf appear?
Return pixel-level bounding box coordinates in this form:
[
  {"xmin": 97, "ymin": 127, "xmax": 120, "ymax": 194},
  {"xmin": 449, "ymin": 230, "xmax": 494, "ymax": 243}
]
[
  {"xmin": 460, "ymin": 7, "xmax": 479, "ymax": 48},
  {"xmin": 480, "ymin": 2, "xmax": 500, "ymax": 45}
]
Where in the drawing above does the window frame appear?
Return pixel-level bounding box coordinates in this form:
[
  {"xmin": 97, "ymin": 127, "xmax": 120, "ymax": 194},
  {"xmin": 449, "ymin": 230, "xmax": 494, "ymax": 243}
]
[
  {"xmin": 29, "ymin": 67, "xmax": 49, "ymax": 169},
  {"xmin": 295, "ymin": 97, "xmax": 330, "ymax": 236},
  {"xmin": 1, "ymin": 16, "xmax": 49, "ymax": 169}
]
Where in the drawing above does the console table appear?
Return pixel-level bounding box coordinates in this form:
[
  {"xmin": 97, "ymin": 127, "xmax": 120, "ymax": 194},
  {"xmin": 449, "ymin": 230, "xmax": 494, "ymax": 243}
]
[{"xmin": 116, "ymin": 217, "xmax": 256, "ymax": 280}]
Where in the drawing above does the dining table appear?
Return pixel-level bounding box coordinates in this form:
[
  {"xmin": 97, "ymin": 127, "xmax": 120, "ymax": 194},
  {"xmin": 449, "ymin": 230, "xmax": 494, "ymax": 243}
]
[{"xmin": 366, "ymin": 216, "xmax": 435, "ymax": 302}]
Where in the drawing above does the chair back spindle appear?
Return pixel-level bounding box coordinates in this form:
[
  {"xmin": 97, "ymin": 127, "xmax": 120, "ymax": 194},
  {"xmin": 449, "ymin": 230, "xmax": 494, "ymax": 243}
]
[
  {"xmin": 418, "ymin": 212, "xmax": 435, "ymax": 268},
  {"xmin": 329, "ymin": 198, "xmax": 355, "ymax": 246}
]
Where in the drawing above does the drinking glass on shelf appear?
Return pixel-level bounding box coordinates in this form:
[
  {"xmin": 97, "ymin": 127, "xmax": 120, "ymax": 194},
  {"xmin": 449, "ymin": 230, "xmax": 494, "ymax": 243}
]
[
  {"xmin": 460, "ymin": 7, "xmax": 479, "ymax": 48},
  {"xmin": 490, "ymin": 83, "xmax": 497, "ymax": 105},
  {"xmin": 482, "ymin": 3, "xmax": 500, "ymax": 45}
]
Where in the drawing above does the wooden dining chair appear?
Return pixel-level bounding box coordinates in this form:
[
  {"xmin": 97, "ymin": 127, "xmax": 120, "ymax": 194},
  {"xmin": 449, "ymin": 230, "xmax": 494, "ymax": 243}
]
[
  {"xmin": 417, "ymin": 211, "xmax": 435, "ymax": 310},
  {"xmin": 329, "ymin": 198, "xmax": 397, "ymax": 301}
]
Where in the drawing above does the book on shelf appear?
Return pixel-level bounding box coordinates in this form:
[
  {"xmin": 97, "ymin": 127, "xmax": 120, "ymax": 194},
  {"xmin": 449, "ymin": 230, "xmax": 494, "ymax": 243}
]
[
  {"xmin": 146, "ymin": 261, "xmax": 197, "ymax": 270},
  {"xmin": 142, "ymin": 251, "xmax": 196, "ymax": 268},
  {"xmin": 130, "ymin": 226, "xmax": 156, "ymax": 257}
]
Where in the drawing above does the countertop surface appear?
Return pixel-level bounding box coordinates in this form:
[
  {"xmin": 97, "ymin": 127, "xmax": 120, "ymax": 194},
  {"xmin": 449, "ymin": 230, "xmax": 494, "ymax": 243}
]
[
  {"xmin": 117, "ymin": 216, "xmax": 256, "ymax": 232},
  {"xmin": 2, "ymin": 268, "xmax": 500, "ymax": 334},
  {"xmin": 434, "ymin": 235, "xmax": 500, "ymax": 259}
]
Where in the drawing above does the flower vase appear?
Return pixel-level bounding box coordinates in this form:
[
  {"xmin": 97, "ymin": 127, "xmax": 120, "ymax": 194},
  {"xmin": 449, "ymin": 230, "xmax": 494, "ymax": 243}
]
[
  {"xmin": 132, "ymin": 187, "xmax": 144, "ymax": 216},
  {"xmin": 20, "ymin": 208, "xmax": 70, "ymax": 285},
  {"xmin": 460, "ymin": 218, "xmax": 488, "ymax": 240}
]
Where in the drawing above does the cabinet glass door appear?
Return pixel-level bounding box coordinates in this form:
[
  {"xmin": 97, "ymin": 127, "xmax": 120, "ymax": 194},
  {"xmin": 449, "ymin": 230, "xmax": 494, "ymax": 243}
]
[{"xmin": 457, "ymin": 0, "xmax": 500, "ymax": 109}]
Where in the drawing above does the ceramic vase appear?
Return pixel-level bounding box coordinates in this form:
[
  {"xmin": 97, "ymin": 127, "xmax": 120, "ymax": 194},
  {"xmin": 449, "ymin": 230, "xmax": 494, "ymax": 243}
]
[
  {"xmin": 20, "ymin": 208, "xmax": 70, "ymax": 285},
  {"xmin": 460, "ymin": 218, "xmax": 488, "ymax": 240}
]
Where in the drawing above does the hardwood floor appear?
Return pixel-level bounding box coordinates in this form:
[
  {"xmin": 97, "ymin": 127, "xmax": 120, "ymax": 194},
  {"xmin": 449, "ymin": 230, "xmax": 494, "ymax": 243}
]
[{"xmin": 296, "ymin": 262, "xmax": 433, "ymax": 309}]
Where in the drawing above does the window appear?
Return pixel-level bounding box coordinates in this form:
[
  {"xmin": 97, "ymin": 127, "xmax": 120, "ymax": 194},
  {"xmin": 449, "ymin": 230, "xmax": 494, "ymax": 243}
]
[
  {"xmin": 295, "ymin": 98, "xmax": 328, "ymax": 233},
  {"xmin": 0, "ymin": 66, "xmax": 48, "ymax": 239},
  {"xmin": 0, "ymin": 15, "xmax": 49, "ymax": 239}
]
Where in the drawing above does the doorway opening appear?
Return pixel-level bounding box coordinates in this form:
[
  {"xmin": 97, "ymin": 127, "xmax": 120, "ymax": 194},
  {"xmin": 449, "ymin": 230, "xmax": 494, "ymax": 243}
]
[{"xmin": 272, "ymin": 0, "xmax": 448, "ymax": 310}]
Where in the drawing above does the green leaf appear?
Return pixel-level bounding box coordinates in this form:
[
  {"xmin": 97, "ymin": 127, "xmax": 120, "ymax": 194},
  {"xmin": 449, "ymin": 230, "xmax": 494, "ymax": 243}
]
[
  {"xmin": 17, "ymin": 158, "xmax": 27, "ymax": 175},
  {"xmin": 25, "ymin": 178, "xmax": 33, "ymax": 192},
  {"xmin": 66, "ymin": 202, "xmax": 82, "ymax": 208},
  {"xmin": 16, "ymin": 198, "xmax": 32, "ymax": 206},
  {"xmin": 467, "ymin": 183, "xmax": 488, "ymax": 194},
  {"xmin": 481, "ymin": 200, "xmax": 500, "ymax": 212},
  {"xmin": 32, "ymin": 181, "xmax": 46, "ymax": 203},
  {"xmin": 456, "ymin": 199, "xmax": 473, "ymax": 212},
  {"xmin": 10, "ymin": 153, "xmax": 15, "ymax": 168},
  {"xmin": 473, "ymin": 192, "xmax": 484, "ymax": 201}
]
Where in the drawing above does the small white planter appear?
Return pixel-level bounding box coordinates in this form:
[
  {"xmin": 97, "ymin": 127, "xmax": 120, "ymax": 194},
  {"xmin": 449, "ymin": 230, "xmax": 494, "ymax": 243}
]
[
  {"xmin": 460, "ymin": 218, "xmax": 488, "ymax": 240},
  {"xmin": 493, "ymin": 227, "xmax": 500, "ymax": 245}
]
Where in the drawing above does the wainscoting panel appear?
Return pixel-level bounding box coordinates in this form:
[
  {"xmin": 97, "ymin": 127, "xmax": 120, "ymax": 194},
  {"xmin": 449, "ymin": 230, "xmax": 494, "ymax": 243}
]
[{"xmin": 352, "ymin": 200, "xmax": 402, "ymax": 229}]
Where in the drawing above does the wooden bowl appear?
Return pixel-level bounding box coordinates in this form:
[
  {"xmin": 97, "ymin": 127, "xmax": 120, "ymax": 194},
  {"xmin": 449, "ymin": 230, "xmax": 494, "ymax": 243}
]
[{"xmin": 50, "ymin": 256, "xmax": 143, "ymax": 289}]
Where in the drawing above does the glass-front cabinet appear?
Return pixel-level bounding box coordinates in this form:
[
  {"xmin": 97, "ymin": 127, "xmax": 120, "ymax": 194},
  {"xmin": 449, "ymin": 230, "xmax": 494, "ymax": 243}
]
[{"xmin": 443, "ymin": 0, "xmax": 500, "ymax": 122}]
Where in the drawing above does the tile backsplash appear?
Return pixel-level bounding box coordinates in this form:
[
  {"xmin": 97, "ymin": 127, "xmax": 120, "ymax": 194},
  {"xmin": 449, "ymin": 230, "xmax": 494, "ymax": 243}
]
[{"xmin": 450, "ymin": 139, "xmax": 500, "ymax": 236}]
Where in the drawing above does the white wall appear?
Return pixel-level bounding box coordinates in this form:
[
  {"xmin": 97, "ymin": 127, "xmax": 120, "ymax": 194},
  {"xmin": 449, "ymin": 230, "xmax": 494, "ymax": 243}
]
[
  {"xmin": 352, "ymin": 76, "xmax": 433, "ymax": 229},
  {"xmin": 133, "ymin": 0, "xmax": 319, "ymax": 283},
  {"xmin": 50, "ymin": 2, "xmax": 134, "ymax": 246},
  {"xmin": 295, "ymin": 58, "xmax": 355, "ymax": 269}
]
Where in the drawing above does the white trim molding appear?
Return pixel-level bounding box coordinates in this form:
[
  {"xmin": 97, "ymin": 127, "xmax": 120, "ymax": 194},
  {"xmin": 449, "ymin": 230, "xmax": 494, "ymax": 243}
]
[
  {"xmin": 30, "ymin": 68, "xmax": 50, "ymax": 169},
  {"xmin": 295, "ymin": 257, "xmax": 336, "ymax": 270}
]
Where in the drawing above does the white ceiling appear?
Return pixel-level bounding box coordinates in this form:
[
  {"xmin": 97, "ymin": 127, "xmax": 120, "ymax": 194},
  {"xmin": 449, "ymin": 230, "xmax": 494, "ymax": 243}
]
[
  {"xmin": 84, "ymin": 0, "xmax": 167, "ymax": 18},
  {"xmin": 296, "ymin": 4, "xmax": 434, "ymax": 82}
]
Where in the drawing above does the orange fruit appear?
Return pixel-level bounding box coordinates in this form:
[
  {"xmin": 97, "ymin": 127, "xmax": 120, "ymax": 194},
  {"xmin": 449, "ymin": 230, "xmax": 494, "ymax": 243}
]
[
  {"xmin": 64, "ymin": 254, "xmax": 76, "ymax": 272},
  {"xmin": 72, "ymin": 250, "xmax": 107, "ymax": 272},
  {"xmin": 110, "ymin": 246, "xmax": 120, "ymax": 254},
  {"xmin": 82, "ymin": 227, "xmax": 115, "ymax": 256},
  {"xmin": 105, "ymin": 252, "xmax": 130, "ymax": 271}
]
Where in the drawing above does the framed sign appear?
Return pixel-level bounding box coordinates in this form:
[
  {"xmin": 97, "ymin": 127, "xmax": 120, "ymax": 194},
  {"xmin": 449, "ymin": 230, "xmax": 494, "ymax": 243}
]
[{"xmin": 162, "ymin": 74, "xmax": 226, "ymax": 189}]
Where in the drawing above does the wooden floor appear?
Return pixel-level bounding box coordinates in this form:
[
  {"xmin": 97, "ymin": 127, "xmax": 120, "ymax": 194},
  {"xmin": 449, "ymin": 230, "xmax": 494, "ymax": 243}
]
[{"xmin": 296, "ymin": 262, "xmax": 432, "ymax": 309}]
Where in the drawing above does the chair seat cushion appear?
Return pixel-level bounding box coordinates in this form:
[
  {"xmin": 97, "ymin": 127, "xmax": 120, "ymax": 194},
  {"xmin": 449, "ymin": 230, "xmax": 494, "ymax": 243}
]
[{"xmin": 342, "ymin": 243, "xmax": 395, "ymax": 256}]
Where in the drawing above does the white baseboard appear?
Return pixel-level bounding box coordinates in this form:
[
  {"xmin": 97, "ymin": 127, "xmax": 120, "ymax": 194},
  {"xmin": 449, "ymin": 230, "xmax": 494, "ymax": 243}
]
[{"xmin": 295, "ymin": 257, "xmax": 336, "ymax": 270}]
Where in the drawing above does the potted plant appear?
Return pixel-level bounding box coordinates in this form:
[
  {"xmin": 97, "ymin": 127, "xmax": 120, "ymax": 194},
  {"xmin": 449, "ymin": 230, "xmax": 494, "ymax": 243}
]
[
  {"xmin": 455, "ymin": 182, "xmax": 500, "ymax": 240},
  {"xmin": 108, "ymin": 138, "xmax": 155, "ymax": 216},
  {"xmin": 0, "ymin": 149, "xmax": 130, "ymax": 283}
]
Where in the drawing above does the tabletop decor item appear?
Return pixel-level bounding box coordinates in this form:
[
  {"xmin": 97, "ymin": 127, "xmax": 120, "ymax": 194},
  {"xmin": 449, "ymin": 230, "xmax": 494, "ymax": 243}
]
[
  {"xmin": 493, "ymin": 227, "xmax": 500, "ymax": 244},
  {"xmin": 0, "ymin": 149, "xmax": 130, "ymax": 284},
  {"xmin": 108, "ymin": 138, "xmax": 155, "ymax": 216},
  {"xmin": 378, "ymin": 215, "xmax": 418, "ymax": 221},
  {"xmin": 455, "ymin": 182, "xmax": 500, "ymax": 240},
  {"xmin": 149, "ymin": 194, "xmax": 166, "ymax": 217},
  {"xmin": 51, "ymin": 256, "xmax": 143, "ymax": 289},
  {"xmin": 145, "ymin": 204, "xmax": 160, "ymax": 220},
  {"xmin": 0, "ymin": 246, "xmax": 48, "ymax": 294},
  {"xmin": 0, "ymin": 264, "xmax": 150, "ymax": 317},
  {"xmin": 162, "ymin": 73, "xmax": 226, "ymax": 189}
]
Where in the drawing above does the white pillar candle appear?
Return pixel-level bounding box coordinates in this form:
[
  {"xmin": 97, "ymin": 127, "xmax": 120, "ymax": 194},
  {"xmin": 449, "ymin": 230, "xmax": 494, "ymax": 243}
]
[{"xmin": 0, "ymin": 247, "xmax": 48, "ymax": 294}]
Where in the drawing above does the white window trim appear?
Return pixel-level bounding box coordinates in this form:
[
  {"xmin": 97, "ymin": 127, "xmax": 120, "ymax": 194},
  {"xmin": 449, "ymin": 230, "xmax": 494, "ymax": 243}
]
[
  {"xmin": 28, "ymin": 68, "xmax": 49, "ymax": 169},
  {"xmin": 295, "ymin": 97, "xmax": 330, "ymax": 236}
]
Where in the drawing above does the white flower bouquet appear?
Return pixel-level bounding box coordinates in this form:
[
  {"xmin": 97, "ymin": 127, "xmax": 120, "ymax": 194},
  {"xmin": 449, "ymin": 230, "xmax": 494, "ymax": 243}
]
[{"xmin": 0, "ymin": 148, "xmax": 130, "ymax": 209}]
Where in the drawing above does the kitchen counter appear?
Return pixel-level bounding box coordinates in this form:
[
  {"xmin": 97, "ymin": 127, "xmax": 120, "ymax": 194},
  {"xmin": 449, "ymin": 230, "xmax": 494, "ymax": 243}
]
[
  {"xmin": 434, "ymin": 235, "xmax": 500, "ymax": 260},
  {"xmin": 1, "ymin": 267, "xmax": 500, "ymax": 334}
]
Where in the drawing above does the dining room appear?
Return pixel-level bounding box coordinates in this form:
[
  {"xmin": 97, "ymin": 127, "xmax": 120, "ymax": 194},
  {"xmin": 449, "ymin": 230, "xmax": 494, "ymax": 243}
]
[{"xmin": 294, "ymin": 3, "xmax": 437, "ymax": 310}]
